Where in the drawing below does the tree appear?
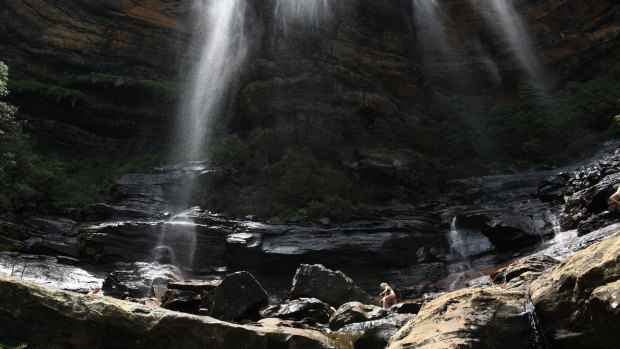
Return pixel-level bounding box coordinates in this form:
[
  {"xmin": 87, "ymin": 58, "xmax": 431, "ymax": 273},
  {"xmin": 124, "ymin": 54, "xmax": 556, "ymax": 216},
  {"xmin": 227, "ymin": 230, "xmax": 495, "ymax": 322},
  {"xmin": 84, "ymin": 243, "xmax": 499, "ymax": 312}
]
[{"xmin": 0, "ymin": 61, "xmax": 58, "ymax": 219}]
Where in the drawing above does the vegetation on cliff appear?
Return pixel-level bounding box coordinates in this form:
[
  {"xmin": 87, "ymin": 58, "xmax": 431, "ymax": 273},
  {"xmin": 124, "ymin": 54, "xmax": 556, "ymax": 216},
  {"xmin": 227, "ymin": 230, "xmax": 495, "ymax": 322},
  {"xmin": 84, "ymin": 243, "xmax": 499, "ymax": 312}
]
[{"xmin": 0, "ymin": 62, "xmax": 60, "ymax": 221}]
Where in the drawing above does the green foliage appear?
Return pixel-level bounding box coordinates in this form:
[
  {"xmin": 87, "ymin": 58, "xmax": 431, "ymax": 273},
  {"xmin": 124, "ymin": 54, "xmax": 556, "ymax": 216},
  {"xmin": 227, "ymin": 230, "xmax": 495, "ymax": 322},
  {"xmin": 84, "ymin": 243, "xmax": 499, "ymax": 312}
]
[
  {"xmin": 210, "ymin": 134, "xmax": 253, "ymax": 173},
  {"xmin": 73, "ymin": 73, "xmax": 179, "ymax": 99},
  {"xmin": 0, "ymin": 62, "xmax": 62, "ymax": 220},
  {"xmin": 267, "ymin": 148, "xmax": 349, "ymax": 208},
  {"xmin": 482, "ymin": 75, "xmax": 620, "ymax": 164},
  {"xmin": 11, "ymin": 79, "xmax": 86, "ymax": 106},
  {"xmin": 0, "ymin": 343, "xmax": 27, "ymax": 349},
  {"xmin": 83, "ymin": 247, "xmax": 104, "ymax": 262},
  {"xmin": 44, "ymin": 150, "xmax": 170, "ymax": 209}
]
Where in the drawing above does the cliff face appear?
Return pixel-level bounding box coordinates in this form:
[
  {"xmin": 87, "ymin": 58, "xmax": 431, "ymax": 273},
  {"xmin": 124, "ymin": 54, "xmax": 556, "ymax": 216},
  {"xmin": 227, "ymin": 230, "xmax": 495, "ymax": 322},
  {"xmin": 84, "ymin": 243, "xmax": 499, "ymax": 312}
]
[
  {"xmin": 0, "ymin": 0, "xmax": 192, "ymax": 146},
  {"xmin": 0, "ymin": 0, "xmax": 618, "ymax": 148}
]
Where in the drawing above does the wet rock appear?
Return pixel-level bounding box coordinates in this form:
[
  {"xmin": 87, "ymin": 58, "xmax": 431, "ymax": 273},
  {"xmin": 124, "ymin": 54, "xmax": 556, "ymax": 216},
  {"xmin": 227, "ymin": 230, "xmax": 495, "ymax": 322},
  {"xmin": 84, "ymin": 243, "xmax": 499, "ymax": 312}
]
[
  {"xmin": 26, "ymin": 239, "xmax": 82, "ymax": 259},
  {"xmin": 168, "ymin": 281, "xmax": 219, "ymax": 292},
  {"xmin": 29, "ymin": 216, "xmax": 78, "ymax": 236},
  {"xmin": 82, "ymin": 203, "xmax": 117, "ymax": 220},
  {"xmin": 576, "ymin": 210, "xmax": 620, "ymax": 236},
  {"xmin": 561, "ymin": 172, "xmax": 620, "ymax": 231},
  {"xmin": 260, "ymin": 297, "xmax": 332, "ymax": 324},
  {"xmin": 338, "ymin": 313, "xmax": 416, "ymax": 349},
  {"xmin": 290, "ymin": 264, "xmax": 373, "ymax": 307},
  {"xmin": 0, "ymin": 275, "xmax": 335, "ymax": 349},
  {"xmin": 500, "ymin": 255, "xmax": 559, "ymax": 290},
  {"xmin": 538, "ymin": 173, "xmax": 571, "ymax": 202},
  {"xmin": 387, "ymin": 288, "xmax": 537, "ymax": 349},
  {"xmin": 102, "ymin": 262, "xmax": 186, "ymax": 298},
  {"xmin": 530, "ymin": 231, "xmax": 620, "ymax": 348},
  {"xmin": 203, "ymin": 271, "xmax": 269, "ymax": 322},
  {"xmin": 390, "ymin": 300, "xmax": 423, "ymax": 314},
  {"xmin": 161, "ymin": 290, "xmax": 201, "ymax": 315},
  {"xmin": 82, "ymin": 221, "xmax": 228, "ymax": 272},
  {"xmin": 329, "ymin": 302, "xmax": 388, "ymax": 330},
  {"xmin": 458, "ymin": 212, "xmax": 547, "ymax": 250},
  {"xmin": 586, "ymin": 279, "xmax": 620, "ymax": 348},
  {"xmin": 0, "ymin": 252, "xmax": 103, "ymax": 293}
]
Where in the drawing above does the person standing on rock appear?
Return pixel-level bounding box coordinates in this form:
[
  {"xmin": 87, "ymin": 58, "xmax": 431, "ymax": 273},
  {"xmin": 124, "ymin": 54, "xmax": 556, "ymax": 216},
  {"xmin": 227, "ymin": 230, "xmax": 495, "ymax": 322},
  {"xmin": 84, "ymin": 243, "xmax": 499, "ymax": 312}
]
[
  {"xmin": 608, "ymin": 185, "xmax": 620, "ymax": 207},
  {"xmin": 379, "ymin": 282, "xmax": 397, "ymax": 308}
]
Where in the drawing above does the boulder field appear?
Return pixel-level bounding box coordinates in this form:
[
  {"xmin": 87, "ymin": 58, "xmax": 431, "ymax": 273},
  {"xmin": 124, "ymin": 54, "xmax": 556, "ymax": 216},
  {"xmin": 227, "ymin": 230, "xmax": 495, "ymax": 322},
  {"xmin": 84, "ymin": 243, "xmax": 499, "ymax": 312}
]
[{"xmin": 1, "ymin": 231, "xmax": 620, "ymax": 348}]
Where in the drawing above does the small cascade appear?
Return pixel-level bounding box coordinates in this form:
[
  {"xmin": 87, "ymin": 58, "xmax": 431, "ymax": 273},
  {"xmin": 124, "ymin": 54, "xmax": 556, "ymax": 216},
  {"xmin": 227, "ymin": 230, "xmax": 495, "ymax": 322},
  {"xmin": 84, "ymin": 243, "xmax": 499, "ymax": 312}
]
[
  {"xmin": 522, "ymin": 297, "xmax": 548, "ymax": 349},
  {"xmin": 446, "ymin": 217, "xmax": 472, "ymax": 267},
  {"xmin": 178, "ymin": 0, "xmax": 248, "ymax": 162},
  {"xmin": 412, "ymin": 0, "xmax": 451, "ymax": 55},
  {"xmin": 446, "ymin": 217, "xmax": 472, "ymax": 291},
  {"xmin": 151, "ymin": 219, "xmax": 198, "ymax": 271},
  {"xmin": 472, "ymin": 0, "xmax": 544, "ymax": 84},
  {"xmin": 544, "ymin": 209, "xmax": 562, "ymax": 236}
]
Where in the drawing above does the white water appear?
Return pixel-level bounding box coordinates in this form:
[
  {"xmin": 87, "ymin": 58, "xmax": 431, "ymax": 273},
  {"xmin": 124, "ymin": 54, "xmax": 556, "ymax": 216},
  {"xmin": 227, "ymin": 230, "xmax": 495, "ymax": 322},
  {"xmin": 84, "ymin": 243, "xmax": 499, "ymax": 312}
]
[
  {"xmin": 178, "ymin": 0, "xmax": 248, "ymax": 161},
  {"xmin": 152, "ymin": 220, "xmax": 198, "ymax": 270},
  {"xmin": 274, "ymin": 0, "xmax": 331, "ymax": 31},
  {"xmin": 473, "ymin": 0, "xmax": 543, "ymax": 84},
  {"xmin": 523, "ymin": 298, "xmax": 547, "ymax": 348},
  {"xmin": 412, "ymin": 0, "xmax": 450, "ymax": 55}
]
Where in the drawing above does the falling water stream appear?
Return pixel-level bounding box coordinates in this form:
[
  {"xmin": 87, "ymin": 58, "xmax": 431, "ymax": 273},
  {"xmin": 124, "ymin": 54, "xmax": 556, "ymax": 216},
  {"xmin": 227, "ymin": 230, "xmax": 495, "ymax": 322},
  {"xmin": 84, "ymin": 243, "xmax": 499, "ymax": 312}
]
[
  {"xmin": 178, "ymin": 0, "xmax": 248, "ymax": 162},
  {"xmin": 412, "ymin": 0, "xmax": 451, "ymax": 55},
  {"xmin": 274, "ymin": 0, "xmax": 331, "ymax": 30},
  {"xmin": 472, "ymin": 0, "xmax": 544, "ymax": 84}
]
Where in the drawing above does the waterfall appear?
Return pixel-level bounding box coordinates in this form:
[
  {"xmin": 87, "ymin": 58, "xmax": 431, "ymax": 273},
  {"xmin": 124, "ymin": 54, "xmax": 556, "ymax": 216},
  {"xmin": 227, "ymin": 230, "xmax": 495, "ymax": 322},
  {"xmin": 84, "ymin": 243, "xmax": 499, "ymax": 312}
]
[
  {"xmin": 522, "ymin": 297, "xmax": 548, "ymax": 349},
  {"xmin": 446, "ymin": 217, "xmax": 471, "ymax": 290},
  {"xmin": 152, "ymin": 220, "xmax": 198, "ymax": 270},
  {"xmin": 274, "ymin": 0, "xmax": 331, "ymax": 31},
  {"xmin": 178, "ymin": 0, "xmax": 248, "ymax": 162},
  {"xmin": 447, "ymin": 217, "xmax": 472, "ymax": 266},
  {"xmin": 472, "ymin": 0, "xmax": 544, "ymax": 84},
  {"xmin": 412, "ymin": 0, "xmax": 450, "ymax": 55}
]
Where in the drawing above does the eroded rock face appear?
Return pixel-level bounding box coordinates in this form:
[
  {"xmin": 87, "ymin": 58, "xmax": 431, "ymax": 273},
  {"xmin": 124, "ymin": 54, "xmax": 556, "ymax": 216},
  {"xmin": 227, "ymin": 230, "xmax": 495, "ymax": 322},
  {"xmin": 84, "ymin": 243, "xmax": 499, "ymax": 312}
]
[
  {"xmin": 2, "ymin": 0, "xmax": 619, "ymax": 149},
  {"xmin": 529, "ymin": 231, "xmax": 620, "ymax": 348},
  {"xmin": 387, "ymin": 288, "xmax": 537, "ymax": 349},
  {"xmin": 290, "ymin": 264, "xmax": 373, "ymax": 307},
  {"xmin": 0, "ymin": 275, "xmax": 334, "ymax": 349},
  {"xmin": 501, "ymin": 254, "xmax": 559, "ymax": 290}
]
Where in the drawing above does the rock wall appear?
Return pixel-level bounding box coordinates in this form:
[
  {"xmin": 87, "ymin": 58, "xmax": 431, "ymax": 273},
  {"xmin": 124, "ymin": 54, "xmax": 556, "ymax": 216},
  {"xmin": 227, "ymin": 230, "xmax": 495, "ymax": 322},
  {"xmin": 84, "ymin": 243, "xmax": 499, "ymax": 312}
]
[{"xmin": 0, "ymin": 0, "xmax": 618, "ymax": 148}]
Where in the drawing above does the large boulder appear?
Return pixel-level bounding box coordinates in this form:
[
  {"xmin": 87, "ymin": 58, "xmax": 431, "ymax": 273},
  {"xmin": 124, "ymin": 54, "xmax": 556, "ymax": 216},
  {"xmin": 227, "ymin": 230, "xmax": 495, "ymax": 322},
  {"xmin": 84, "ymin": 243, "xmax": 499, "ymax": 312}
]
[
  {"xmin": 338, "ymin": 313, "xmax": 416, "ymax": 349},
  {"xmin": 586, "ymin": 279, "xmax": 620, "ymax": 348},
  {"xmin": 290, "ymin": 264, "xmax": 373, "ymax": 307},
  {"xmin": 260, "ymin": 297, "xmax": 333, "ymax": 324},
  {"xmin": 500, "ymin": 254, "xmax": 559, "ymax": 290},
  {"xmin": 203, "ymin": 271, "xmax": 269, "ymax": 321},
  {"xmin": 329, "ymin": 302, "xmax": 388, "ymax": 330},
  {"xmin": 0, "ymin": 275, "xmax": 334, "ymax": 349},
  {"xmin": 529, "ymin": 231, "xmax": 620, "ymax": 348},
  {"xmin": 387, "ymin": 288, "xmax": 540, "ymax": 349}
]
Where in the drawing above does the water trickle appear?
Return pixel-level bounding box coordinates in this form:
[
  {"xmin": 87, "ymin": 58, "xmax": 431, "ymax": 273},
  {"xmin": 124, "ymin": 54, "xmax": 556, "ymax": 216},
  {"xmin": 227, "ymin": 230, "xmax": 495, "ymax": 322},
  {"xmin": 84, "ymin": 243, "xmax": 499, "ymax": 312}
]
[
  {"xmin": 473, "ymin": 0, "xmax": 544, "ymax": 84},
  {"xmin": 412, "ymin": 0, "xmax": 451, "ymax": 55},
  {"xmin": 151, "ymin": 220, "xmax": 198, "ymax": 270},
  {"xmin": 178, "ymin": 0, "xmax": 248, "ymax": 162},
  {"xmin": 446, "ymin": 217, "xmax": 471, "ymax": 291},
  {"xmin": 522, "ymin": 297, "xmax": 548, "ymax": 349}
]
